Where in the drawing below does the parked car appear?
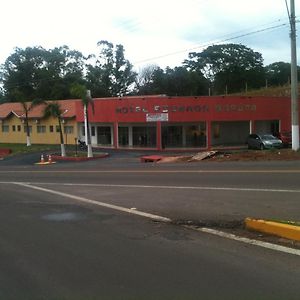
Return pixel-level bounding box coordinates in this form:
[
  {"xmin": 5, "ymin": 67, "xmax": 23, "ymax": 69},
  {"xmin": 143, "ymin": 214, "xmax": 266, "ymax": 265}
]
[
  {"xmin": 274, "ymin": 131, "xmax": 292, "ymax": 147},
  {"xmin": 246, "ymin": 134, "xmax": 283, "ymax": 150}
]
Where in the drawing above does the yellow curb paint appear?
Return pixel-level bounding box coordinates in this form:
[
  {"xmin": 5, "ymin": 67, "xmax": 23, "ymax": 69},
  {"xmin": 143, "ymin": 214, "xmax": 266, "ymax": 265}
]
[{"xmin": 245, "ymin": 218, "xmax": 300, "ymax": 241}]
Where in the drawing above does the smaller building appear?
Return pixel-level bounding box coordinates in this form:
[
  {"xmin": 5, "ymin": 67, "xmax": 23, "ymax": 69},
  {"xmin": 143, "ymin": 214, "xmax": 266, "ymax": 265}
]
[{"xmin": 0, "ymin": 100, "xmax": 79, "ymax": 145}]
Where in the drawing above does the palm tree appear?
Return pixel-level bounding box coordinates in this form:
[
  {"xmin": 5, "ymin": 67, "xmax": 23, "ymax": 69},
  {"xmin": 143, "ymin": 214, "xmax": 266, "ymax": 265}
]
[
  {"xmin": 22, "ymin": 99, "xmax": 45, "ymax": 146},
  {"xmin": 70, "ymin": 84, "xmax": 94, "ymax": 157},
  {"xmin": 43, "ymin": 102, "xmax": 66, "ymax": 157}
]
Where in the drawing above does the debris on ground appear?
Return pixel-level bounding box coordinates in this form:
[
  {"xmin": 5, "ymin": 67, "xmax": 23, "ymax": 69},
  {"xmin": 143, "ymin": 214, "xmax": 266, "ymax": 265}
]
[
  {"xmin": 188, "ymin": 151, "xmax": 218, "ymax": 162},
  {"xmin": 156, "ymin": 151, "xmax": 218, "ymax": 163},
  {"xmin": 141, "ymin": 149, "xmax": 300, "ymax": 163}
]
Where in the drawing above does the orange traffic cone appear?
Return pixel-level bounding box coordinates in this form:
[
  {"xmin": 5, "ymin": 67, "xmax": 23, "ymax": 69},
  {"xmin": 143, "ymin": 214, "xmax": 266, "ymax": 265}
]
[{"xmin": 40, "ymin": 154, "xmax": 45, "ymax": 163}]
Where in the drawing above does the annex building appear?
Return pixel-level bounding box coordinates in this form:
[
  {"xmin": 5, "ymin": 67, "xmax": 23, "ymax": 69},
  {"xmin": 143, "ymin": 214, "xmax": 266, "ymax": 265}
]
[{"xmin": 0, "ymin": 95, "xmax": 298, "ymax": 150}]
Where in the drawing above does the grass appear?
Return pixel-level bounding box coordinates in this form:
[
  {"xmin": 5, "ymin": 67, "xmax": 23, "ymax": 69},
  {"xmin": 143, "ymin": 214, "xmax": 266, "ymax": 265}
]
[
  {"xmin": 0, "ymin": 143, "xmax": 65, "ymax": 155},
  {"xmin": 0, "ymin": 143, "xmax": 106, "ymax": 159},
  {"xmin": 270, "ymin": 219, "xmax": 300, "ymax": 227}
]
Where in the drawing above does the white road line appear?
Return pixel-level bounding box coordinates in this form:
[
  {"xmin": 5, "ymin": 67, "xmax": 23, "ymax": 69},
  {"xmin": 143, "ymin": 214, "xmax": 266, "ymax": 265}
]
[
  {"xmin": 5, "ymin": 182, "xmax": 300, "ymax": 257},
  {"xmin": 1, "ymin": 170, "xmax": 300, "ymax": 173},
  {"xmin": 13, "ymin": 182, "xmax": 171, "ymax": 223},
  {"xmin": 5, "ymin": 181, "xmax": 300, "ymax": 194},
  {"xmin": 189, "ymin": 227, "xmax": 300, "ymax": 257}
]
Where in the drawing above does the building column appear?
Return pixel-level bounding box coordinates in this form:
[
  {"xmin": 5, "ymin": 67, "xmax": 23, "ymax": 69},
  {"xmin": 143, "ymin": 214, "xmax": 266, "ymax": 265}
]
[
  {"xmin": 206, "ymin": 121, "xmax": 211, "ymax": 150},
  {"xmin": 156, "ymin": 122, "xmax": 162, "ymax": 150},
  {"xmin": 128, "ymin": 126, "xmax": 133, "ymax": 147},
  {"xmin": 113, "ymin": 122, "xmax": 118, "ymax": 149},
  {"xmin": 182, "ymin": 125, "xmax": 186, "ymax": 147},
  {"xmin": 250, "ymin": 120, "xmax": 255, "ymax": 134}
]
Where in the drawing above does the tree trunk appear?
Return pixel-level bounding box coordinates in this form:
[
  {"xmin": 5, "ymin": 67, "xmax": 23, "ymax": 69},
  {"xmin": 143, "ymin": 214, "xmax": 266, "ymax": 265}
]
[
  {"xmin": 58, "ymin": 117, "xmax": 66, "ymax": 157},
  {"xmin": 84, "ymin": 103, "xmax": 93, "ymax": 158},
  {"xmin": 25, "ymin": 111, "xmax": 31, "ymax": 146}
]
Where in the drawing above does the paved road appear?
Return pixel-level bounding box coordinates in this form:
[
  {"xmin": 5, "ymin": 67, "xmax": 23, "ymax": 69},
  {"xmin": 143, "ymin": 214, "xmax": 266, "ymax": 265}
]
[{"xmin": 0, "ymin": 153, "xmax": 300, "ymax": 299}]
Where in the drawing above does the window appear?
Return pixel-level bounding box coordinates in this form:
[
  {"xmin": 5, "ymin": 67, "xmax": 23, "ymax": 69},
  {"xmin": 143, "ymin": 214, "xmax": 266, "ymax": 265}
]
[
  {"xmin": 64, "ymin": 126, "xmax": 74, "ymax": 134},
  {"xmin": 12, "ymin": 125, "xmax": 16, "ymax": 132},
  {"xmin": 24, "ymin": 126, "xmax": 32, "ymax": 133},
  {"xmin": 17, "ymin": 125, "xmax": 21, "ymax": 132},
  {"xmin": 37, "ymin": 125, "xmax": 46, "ymax": 133},
  {"xmin": 49, "ymin": 125, "xmax": 54, "ymax": 133},
  {"xmin": 56, "ymin": 125, "xmax": 60, "ymax": 133},
  {"xmin": 2, "ymin": 125, "xmax": 9, "ymax": 133},
  {"xmin": 91, "ymin": 126, "xmax": 95, "ymax": 136}
]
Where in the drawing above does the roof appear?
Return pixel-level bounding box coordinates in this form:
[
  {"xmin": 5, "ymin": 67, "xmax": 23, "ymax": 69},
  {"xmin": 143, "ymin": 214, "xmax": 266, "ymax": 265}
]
[{"xmin": 0, "ymin": 99, "xmax": 80, "ymax": 120}]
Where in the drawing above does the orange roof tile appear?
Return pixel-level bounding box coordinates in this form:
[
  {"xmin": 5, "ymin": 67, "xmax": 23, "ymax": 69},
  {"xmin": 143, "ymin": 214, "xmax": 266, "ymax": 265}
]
[{"xmin": 0, "ymin": 100, "xmax": 80, "ymax": 119}]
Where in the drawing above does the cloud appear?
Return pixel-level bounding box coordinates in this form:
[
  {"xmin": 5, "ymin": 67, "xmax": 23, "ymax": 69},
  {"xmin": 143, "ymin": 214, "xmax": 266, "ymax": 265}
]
[{"xmin": 0, "ymin": 0, "xmax": 298, "ymax": 70}]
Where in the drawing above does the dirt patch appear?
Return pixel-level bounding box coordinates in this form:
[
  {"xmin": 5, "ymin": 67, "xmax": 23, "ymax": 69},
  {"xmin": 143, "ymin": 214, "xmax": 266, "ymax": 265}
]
[
  {"xmin": 211, "ymin": 149, "xmax": 300, "ymax": 162},
  {"xmin": 155, "ymin": 149, "xmax": 300, "ymax": 163}
]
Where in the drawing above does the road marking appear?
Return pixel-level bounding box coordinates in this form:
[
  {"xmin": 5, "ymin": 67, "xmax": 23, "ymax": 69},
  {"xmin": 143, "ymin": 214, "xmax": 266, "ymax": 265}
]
[
  {"xmin": 6, "ymin": 181, "xmax": 300, "ymax": 194},
  {"xmin": 13, "ymin": 182, "xmax": 171, "ymax": 223},
  {"xmin": 10, "ymin": 182, "xmax": 300, "ymax": 257},
  {"xmin": 1, "ymin": 169, "xmax": 300, "ymax": 173},
  {"xmin": 188, "ymin": 227, "xmax": 300, "ymax": 257}
]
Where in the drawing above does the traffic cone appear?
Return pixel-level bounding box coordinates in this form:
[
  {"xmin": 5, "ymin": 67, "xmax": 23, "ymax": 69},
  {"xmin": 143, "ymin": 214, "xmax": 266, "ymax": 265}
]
[
  {"xmin": 48, "ymin": 154, "xmax": 52, "ymax": 163},
  {"xmin": 40, "ymin": 154, "xmax": 45, "ymax": 163}
]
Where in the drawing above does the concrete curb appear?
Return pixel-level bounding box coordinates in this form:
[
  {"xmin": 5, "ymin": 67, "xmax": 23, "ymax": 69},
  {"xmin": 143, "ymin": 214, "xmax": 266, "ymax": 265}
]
[
  {"xmin": 245, "ymin": 218, "xmax": 300, "ymax": 241},
  {"xmin": 51, "ymin": 153, "xmax": 109, "ymax": 161}
]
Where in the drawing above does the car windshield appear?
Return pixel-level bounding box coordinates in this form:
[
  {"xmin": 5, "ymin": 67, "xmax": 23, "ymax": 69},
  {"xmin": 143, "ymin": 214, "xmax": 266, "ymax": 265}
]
[{"xmin": 261, "ymin": 135, "xmax": 276, "ymax": 140}]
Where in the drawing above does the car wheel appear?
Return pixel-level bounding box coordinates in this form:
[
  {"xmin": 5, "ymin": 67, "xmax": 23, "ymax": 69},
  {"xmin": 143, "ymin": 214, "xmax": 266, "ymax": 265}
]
[{"xmin": 260, "ymin": 143, "xmax": 264, "ymax": 150}]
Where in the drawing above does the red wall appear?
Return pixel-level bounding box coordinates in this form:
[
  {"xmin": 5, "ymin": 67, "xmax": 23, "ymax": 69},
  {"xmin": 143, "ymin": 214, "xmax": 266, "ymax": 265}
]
[{"xmin": 76, "ymin": 95, "xmax": 296, "ymax": 131}]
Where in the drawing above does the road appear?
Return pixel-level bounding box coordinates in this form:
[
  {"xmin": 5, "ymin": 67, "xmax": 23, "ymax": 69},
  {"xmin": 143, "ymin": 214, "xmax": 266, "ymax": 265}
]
[{"xmin": 0, "ymin": 152, "xmax": 300, "ymax": 299}]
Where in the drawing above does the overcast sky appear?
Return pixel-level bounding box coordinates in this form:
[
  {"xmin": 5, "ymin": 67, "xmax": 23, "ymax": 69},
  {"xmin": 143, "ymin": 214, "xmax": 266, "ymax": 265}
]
[{"xmin": 1, "ymin": 0, "xmax": 299, "ymax": 71}]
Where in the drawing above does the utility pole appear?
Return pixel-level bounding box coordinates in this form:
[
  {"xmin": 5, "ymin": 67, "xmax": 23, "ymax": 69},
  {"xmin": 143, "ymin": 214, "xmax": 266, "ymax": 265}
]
[
  {"xmin": 289, "ymin": 0, "xmax": 299, "ymax": 150},
  {"xmin": 85, "ymin": 89, "xmax": 93, "ymax": 158}
]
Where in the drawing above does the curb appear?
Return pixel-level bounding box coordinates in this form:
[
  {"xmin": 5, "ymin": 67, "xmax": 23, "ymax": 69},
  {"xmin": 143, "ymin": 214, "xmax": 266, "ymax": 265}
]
[
  {"xmin": 245, "ymin": 218, "xmax": 300, "ymax": 241},
  {"xmin": 51, "ymin": 153, "xmax": 109, "ymax": 161}
]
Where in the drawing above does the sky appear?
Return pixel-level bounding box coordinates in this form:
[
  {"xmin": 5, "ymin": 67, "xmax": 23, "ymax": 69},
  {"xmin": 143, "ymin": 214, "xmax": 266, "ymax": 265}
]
[{"xmin": 1, "ymin": 0, "xmax": 299, "ymax": 72}]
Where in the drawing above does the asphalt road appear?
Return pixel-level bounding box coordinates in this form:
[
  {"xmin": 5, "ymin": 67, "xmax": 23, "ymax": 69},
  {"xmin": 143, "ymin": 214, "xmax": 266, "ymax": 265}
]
[{"xmin": 0, "ymin": 152, "xmax": 300, "ymax": 299}]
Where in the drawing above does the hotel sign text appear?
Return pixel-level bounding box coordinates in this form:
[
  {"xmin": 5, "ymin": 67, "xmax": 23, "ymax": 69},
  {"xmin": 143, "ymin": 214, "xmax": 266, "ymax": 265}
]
[
  {"xmin": 116, "ymin": 105, "xmax": 209, "ymax": 114},
  {"xmin": 115, "ymin": 104, "xmax": 256, "ymax": 114}
]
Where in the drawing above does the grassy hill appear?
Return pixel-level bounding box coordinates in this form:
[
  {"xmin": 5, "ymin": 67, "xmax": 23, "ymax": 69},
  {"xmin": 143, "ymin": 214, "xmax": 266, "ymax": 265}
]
[{"xmin": 232, "ymin": 83, "xmax": 300, "ymax": 97}]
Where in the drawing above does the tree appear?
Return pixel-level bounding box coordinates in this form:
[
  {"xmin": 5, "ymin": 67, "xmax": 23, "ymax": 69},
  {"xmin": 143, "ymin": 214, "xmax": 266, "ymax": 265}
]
[
  {"xmin": 264, "ymin": 62, "xmax": 300, "ymax": 86},
  {"xmin": 1, "ymin": 47, "xmax": 46, "ymax": 101},
  {"xmin": 163, "ymin": 67, "xmax": 209, "ymax": 96},
  {"xmin": 8, "ymin": 88, "xmax": 45, "ymax": 146},
  {"xmin": 135, "ymin": 64, "xmax": 162, "ymax": 95},
  {"xmin": 0, "ymin": 46, "xmax": 86, "ymax": 102},
  {"xmin": 70, "ymin": 83, "xmax": 94, "ymax": 157},
  {"xmin": 135, "ymin": 65, "xmax": 209, "ymax": 96},
  {"xmin": 184, "ymin": 43, "xmax": 265, "ymax": 94},
  {"xmin": 21, "ymin": 98, "xmax": 45, "ymax": 146},
  {"xmin": 86, "ymin": 40, "xmax": 136, "ymax": 97},
  {"xmin": 43, "ymin": 102, "xmax": 66, "ymax": 157}
]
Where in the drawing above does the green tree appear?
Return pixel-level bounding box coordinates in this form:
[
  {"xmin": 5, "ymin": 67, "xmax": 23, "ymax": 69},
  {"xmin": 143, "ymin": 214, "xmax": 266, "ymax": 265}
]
[
  {"xmin": 86, "ymin": 40, "xmax": 136, "ymax": 97},
  {"xmin": 135, "ymin": 65, "xmax": 209, "ymax": 96},
  {"xmin": 184, "ymin": 43, "xmax": 265, "ymax": 94},
  {"xmin": 9, "ymin": 89, "xmax": 45, "ymax": 146},
  {"xmin": 135, "ymin": 64, "xmax": 162, "ymax": 95},
  {"xmin": 70, "ymin": 83, "xmax": 94, "ymax": 157},
  {"xmin": 1, "ymin": 47, "xmax": 46, "ymax": 101},
  {"xmin": 0, "ymin": 46, "xmax": 86, "ymax": 102},
  {"xmin": 163, "ymin": 67, "xmax": 209, "ymax": 96},
  {"xmin": 264, "ymin": 62, "xmax": 300, "ymax": 86},
  {"xmin": 22, "ymin": 99, "xmax": 45, "ymax": 147},
  {"xmin": 43, "ymin": 102, "xmax": 66, "ymax": 157}
]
